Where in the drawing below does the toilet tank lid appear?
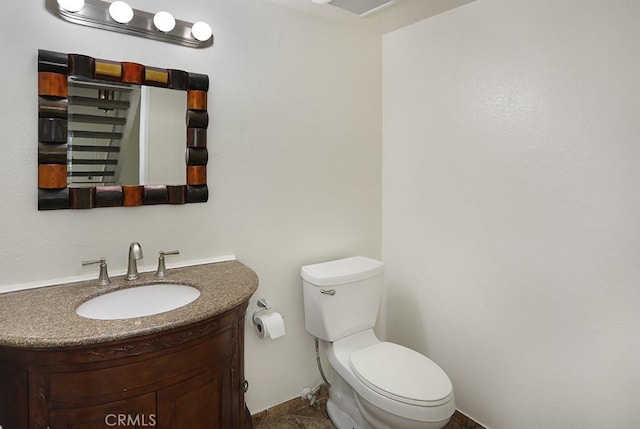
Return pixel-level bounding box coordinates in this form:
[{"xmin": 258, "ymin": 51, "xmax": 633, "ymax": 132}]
[{"xmin": 301, "ymin": 256, "xmax": 384, "ymax": 286}]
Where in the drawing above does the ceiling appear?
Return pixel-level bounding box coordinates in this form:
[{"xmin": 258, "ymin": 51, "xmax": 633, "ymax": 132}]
[{"xmin": 265, "ymin": 0, "xmax": 475, "ymax": 34}]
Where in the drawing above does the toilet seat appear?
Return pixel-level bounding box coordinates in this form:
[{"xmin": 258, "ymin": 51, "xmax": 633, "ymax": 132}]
[{"xmin": 350, "ymin": 342, "xmax": 453, "ymax": 407}]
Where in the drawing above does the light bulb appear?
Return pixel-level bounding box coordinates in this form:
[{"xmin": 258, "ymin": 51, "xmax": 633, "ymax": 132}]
[
  {"xmin": 153, "ymin": 11, "xmax": 176, "ymax": 32},
  {"xmin": 57, "ymin": 0, "xmax": 85, "ymax": 12},
  {"xmin": 109, "ymin": 1, "xmax": 134, "ymax": 24},
  {"xmin": 191, "ymin": 22, "xmax": 212, "ymax": 42}
]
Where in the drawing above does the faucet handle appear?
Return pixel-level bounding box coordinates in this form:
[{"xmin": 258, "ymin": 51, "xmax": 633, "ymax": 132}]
[
  {"xmin": 82, "ymin": 258, "xmax": 111, "ymax": 286},
  {"xmin": 155, "ymin": 250, "xmax": 179, "ymax": 278}
]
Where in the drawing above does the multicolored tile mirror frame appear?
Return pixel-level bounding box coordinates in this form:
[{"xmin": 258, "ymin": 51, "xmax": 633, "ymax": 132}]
[{"xmin": 37, "ymin": 49, "xmax": 209, "ymax": 210}]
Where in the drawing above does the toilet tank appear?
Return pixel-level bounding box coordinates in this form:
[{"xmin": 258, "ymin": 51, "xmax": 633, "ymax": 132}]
[{"xmin": 301, "ymin": 256, "xmax": 384, "ymax": 342}]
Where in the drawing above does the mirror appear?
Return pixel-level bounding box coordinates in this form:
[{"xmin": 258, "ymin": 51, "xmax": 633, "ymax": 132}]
[
  {"xmin": 66, "ymin": 81, "xmax": 187, "ymax": 187},
  {"xmin": 37, "ymin": 49, "xmax": 209, "ymax": 210}
]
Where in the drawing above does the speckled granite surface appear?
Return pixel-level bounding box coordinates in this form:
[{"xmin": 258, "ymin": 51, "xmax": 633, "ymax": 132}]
[{"xmin": 0, "ymin": 260, "xmax": 258, "ymax": 348}]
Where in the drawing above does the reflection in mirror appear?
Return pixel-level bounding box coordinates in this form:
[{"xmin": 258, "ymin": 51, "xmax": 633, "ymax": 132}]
[
  {"xmin": 142, "ymin": 88, "xmax": 187, "ymax": 185},
  {"xmin": 67, "ymin": 80, "xmax": 186, "ymax": 186}
]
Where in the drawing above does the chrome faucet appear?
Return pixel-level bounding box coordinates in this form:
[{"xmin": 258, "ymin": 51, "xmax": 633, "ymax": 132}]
[
  {"xmin": 126, "ymin": 242, "xmax": 144, "ymax": 280},
  {"xmin": 155, "ymin": 250, "xmax": 180, "ymax": 278},
  {"xmin": 82, "ymin": 258, "xmax": 111, "ymax": 286}
]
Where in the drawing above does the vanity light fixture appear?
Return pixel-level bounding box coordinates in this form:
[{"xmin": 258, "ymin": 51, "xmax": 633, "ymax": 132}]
[
  {"xmin": 108, "ymin": 1, "xmax": 134, "ymax": 24},
  {"xmin": 153, "ymin": 11, "xmax": 176, "ymax": 33},
  {"xmin": 191, "ymin": 22, "xmax": 212, "ymax": 42},
  {"xmin": 46, "ymin": 0, "xmax": 213, "ymax": 48},
  {"xmin": 57, "ymin": 0, "xmax": 85, "ymax": 12}
]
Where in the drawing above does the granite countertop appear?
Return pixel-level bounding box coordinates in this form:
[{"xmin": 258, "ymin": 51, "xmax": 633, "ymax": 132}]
[{"xmin": 0, "ymin": 260, "xmax": 258, "ymax": 348}]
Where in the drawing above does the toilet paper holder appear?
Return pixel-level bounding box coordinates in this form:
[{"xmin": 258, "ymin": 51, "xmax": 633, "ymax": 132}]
[{"xmin": 252, "ymin": 298, "xmax": 284, "ymax": 326}]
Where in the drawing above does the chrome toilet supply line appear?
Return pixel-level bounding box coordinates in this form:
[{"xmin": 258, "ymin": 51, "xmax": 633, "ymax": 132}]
[{"xmin": 252, "ymin": 298, "xmax": 284, "ymax": 326}]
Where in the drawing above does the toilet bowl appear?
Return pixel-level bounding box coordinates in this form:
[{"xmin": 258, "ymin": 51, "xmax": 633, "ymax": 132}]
[
  {"xmin": 326, "ymin": 329, "xmax": 455, "ymax": 429},
  {"xmin": 301, "ymin": 256, "xmax": 455, "ymax": 429}
]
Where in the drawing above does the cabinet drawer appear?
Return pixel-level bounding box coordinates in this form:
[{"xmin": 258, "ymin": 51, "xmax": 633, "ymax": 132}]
[
  {"xmin": 50, "ymin": 328, "xmax": 232, "ymax": 403},
  {"xmin": 50, "ymin": 392, "xmax": 156, "ymax": 429}
]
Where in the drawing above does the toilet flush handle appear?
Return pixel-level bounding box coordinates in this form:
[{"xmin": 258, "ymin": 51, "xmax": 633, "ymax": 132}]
[{"xmin": 320, "ymin": 289, "xmax": 336, "ymax": 296}]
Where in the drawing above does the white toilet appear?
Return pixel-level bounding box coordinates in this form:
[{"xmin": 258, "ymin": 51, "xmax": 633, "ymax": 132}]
[{"xmin": 301, "ymin": 256, "xmax": 455, "ymax": 429}]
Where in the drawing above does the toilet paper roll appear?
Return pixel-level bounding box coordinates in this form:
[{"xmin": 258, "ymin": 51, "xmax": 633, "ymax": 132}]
[{"xmin": 255, "ymin": 312, "xmax": 286, "ymax": 339}]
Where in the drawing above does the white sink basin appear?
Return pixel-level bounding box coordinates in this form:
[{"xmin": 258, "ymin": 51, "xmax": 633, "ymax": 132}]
[{"xmin": 76, "ymin": 284, "xmax": 201, "ymax": 320}]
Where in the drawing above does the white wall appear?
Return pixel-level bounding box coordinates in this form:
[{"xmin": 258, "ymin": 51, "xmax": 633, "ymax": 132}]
[
  {"xmin": 383, "ymin": 1, "xmax": 640, "ymax": 428},
  {"xmin": 0, "ymin": 0, "xmax": 381, "ymax": 413}
]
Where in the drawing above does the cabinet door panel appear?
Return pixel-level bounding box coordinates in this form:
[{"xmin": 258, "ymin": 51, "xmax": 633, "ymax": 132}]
[
  {"xmin": 157, "ymin": 362, "xmax": 232, "ymax": 429},
  {"xmin": 0, "ymin": 366, "xmax": 28, "ymax": 429},
  {"xmin": 50, "ymin": 392, "xmax": 156, "ymax": 429},
  {"xmin": 50, "ymin": 328, "xmax": 232, "ymax": 403}
]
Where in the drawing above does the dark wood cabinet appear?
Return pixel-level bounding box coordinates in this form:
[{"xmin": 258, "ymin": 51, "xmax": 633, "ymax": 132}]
[
  {"xmin": 157, "ymin": 367, "xmax": 231, "ymax": 428},
  {"xmin": 50, "ymin": 392, "xmax": 157, "ymax": 428},
  {"xmin": 0, "ymin": 302, "xmax": 252, "ymax": 429}
]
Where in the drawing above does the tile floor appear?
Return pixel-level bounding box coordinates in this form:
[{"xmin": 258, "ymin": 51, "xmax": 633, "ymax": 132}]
[
  {"xmin": 254, "ymin": 397, "xmax": 485, "ymax": 429},
  {"xmin": 254, "ymin": 398, "xmax": 335, "ymax": 429}
]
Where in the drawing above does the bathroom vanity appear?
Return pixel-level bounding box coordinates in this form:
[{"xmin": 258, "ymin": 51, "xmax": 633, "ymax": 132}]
[{"xmin": 0, "ymin": 260, "xmax": 258, "ymax": 429}]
